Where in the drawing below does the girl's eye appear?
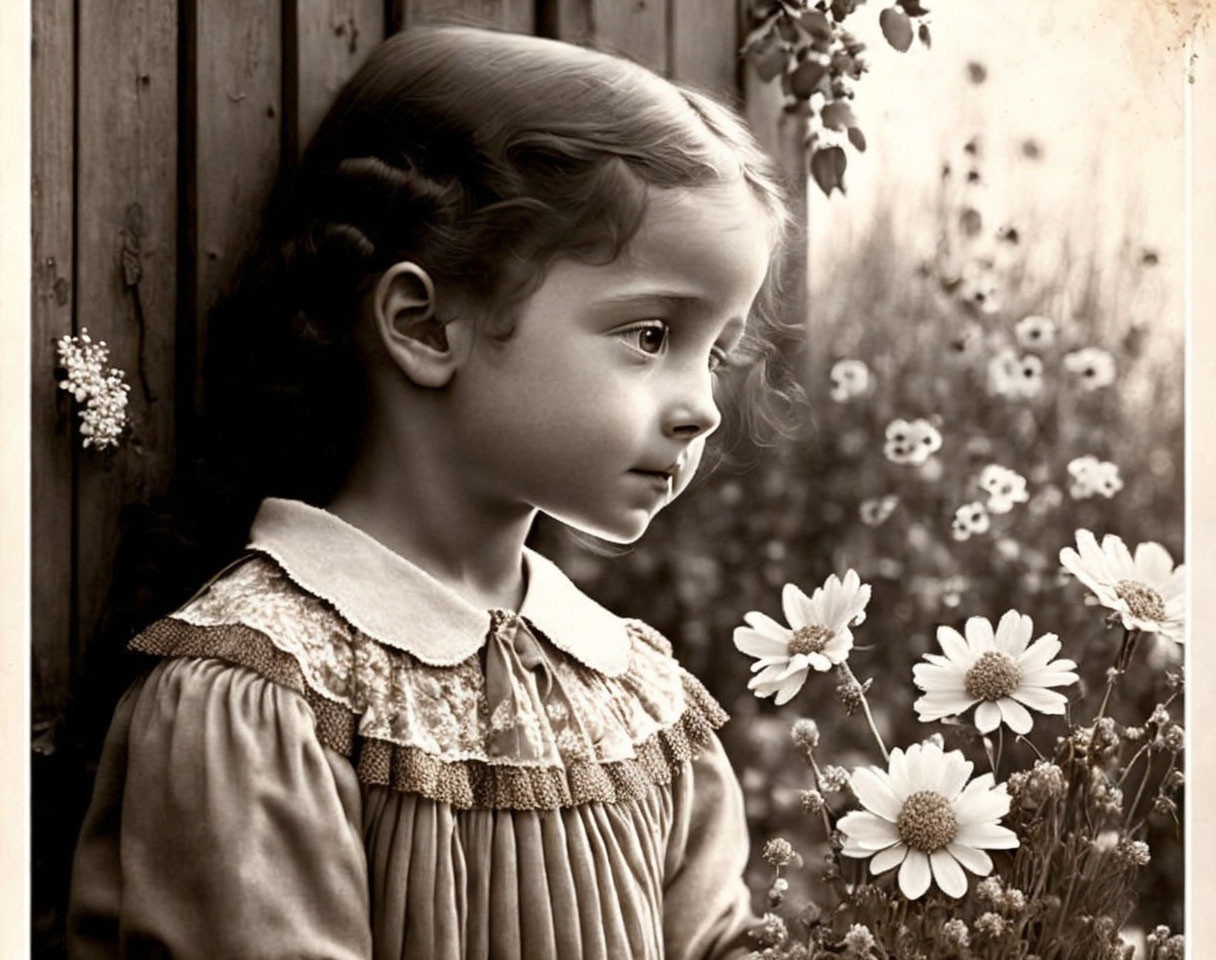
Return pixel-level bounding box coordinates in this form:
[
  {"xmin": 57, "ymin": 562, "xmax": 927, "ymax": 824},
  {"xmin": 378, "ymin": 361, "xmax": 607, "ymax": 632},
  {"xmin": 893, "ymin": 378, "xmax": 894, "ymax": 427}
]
[{"xmin": 616, "ymin": 320, "xmax": 669, "ymax": 357}]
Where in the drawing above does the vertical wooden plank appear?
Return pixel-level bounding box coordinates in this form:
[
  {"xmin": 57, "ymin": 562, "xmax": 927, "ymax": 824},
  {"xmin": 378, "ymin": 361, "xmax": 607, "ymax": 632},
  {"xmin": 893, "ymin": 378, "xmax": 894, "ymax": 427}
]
[
  {"xmin": 285, "ymin": 0, "xmax": 386, "ymax": 162},
  {"xmin": 186, "ymin": 0, "xmax": 282, "ymax": 424},
  {"xmin": 739, "ymin": 0, "xmax": 807, "ymax": 328},
  {"xmin": 397, "ymin": 0, "xmax": 535, "ymax": 31},
  {"xmin": 74, "ymin": 1, "xmax": 179, "ymax": 664},
  {"xmin": 595, "ymin": 0, "xmax": 668, "ymax": 72},
  {"xmin": 30, "ymin": 0, "xmax": 74, "ymax": 721},
  {"xmin": 670, "ymin": 0, "xmax": 738, "ymax": 99}
]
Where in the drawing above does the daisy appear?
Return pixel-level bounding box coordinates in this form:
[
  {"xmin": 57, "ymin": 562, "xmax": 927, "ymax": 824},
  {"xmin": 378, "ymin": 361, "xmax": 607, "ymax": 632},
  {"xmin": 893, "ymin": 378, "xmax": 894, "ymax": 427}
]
[
  {"xmin": 1014, "ymin": 314, "xmax": 1057, "ymax": 351},
  {"xmin": 912, "ymin": 610, "xmax": 1079, "ymax": 735},
  {"xmin": 1063, "ymin": 347, "xmax": 1116, "ymax": 391},
  {"xmin": 859, "ymin": 495, "xmax": 899, "ymax": 527},
  {"xmin": 838, "ymin": 740, "xmax": 1018, "ymax": 899},
  {"xmin": 1059, "ymin": 530, "xmax": 1185, "ymax": 644},
  {"xmin": 830, "ymin": 359, "xmax": 871, "ymax": 402},
  {"xmin": 977, "ymin": 464, "xmax": 1029, "ymax": 514},
  {"xmin": 884, "ymin": 418, "xmax": 942, "ymax": 466},
  {"xmin": 951, "ymin": 502, "xmax": 989, "ymax": 542},
  {"xmin": 734, "ymin": 572, "xmax": 872, "ymax": 705}
]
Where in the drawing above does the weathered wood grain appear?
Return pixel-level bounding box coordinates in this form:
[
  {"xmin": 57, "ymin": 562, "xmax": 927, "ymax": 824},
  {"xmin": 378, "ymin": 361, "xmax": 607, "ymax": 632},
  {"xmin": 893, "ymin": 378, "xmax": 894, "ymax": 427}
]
[
  {"xmin": 670, "ymin": 0, "xmax": 738, "ymax": 98},
  {"xmin": 30, "ymin": 0, "xmax": 75, "ymax": 720},
  {"xmin": 284, "ymin": 0, "xmax": 385, "ymax": 162},
  {"xmin": 74, "ymin": 0, "xmax": 179, "ymax": 666},
  {"xmin": 739, "ymin": 0, "xmax": 807, "ymax": 328},
  {"xmin": 184, "ymin": 0, "xmax": 282, "ymax": 426},
  {"xmin": 395, "ymin": 0, "xmax": 535, "ymax": 31},
  {"xmin": 548, "ymin": 0, "xmax": 666, "ymax": 72}
]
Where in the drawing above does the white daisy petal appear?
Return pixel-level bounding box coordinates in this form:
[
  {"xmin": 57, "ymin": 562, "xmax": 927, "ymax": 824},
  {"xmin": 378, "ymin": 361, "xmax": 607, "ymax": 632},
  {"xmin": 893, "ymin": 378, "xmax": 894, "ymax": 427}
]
[
  {"xmin": 945, "ymin": 842, "xmax": 993, "ymax": 876},
  {"xmin": 851, "ymin": 766, "xmax": 904, "ymax": 821},
  {"xmin": 837, "ymin": 810, "xmax": 901, "ymax": 849},
  {"xmin": 732, "ymin": 627, "xmax": 789, "ymax": 659},
  {"xmin": 1009, "ymin": 686, "xmax": 1068, "ymax": 714},
  {"xmin": 974, "ymin": 701, "xmax": 1002, "ymax": 733},
  {"xmin": 1017, "ymin": 634, "xmax": 1062, "ymax": 670},
  {"xmin": 994, "ymin": 609, "xmax": 1032, "ymax": 654},
  {"xmin": 935, "ymin": 625, "xmax": 971, "ymax": 663},
  {"xmin": 930, "ymin": 848, "xmax": 969, "ymax": 898},
  {"xmin": 869, "ymin": 843, "xmax": 908, "ymax": 874},
  {"xmin": 808, "ymin": 652, "xmax": 833, "ymax": 672},
  {"xmin": 781, "ymin": 582, "xmax": 812, "ymax": 629},
  {"xmin": 773, "ymin": 672, "xmax": 808, "ymax": 706},
  {"xmin": 1135, "ymin": 541, "xmax": 1175, "ymax": 584},
  {"xmin": 954, "ymin": 822, "xmax": 1018, "ymax": 849},
  {"xmin": 899, "ymin": 849, "xmax": 933, "ymax": 899},
  {"xmin": 996, "ymin": 697, "xmax": 1034, "ymax": 734},
  {"xmin": 742, "ymin": 611, "xmax": 793, "ymax": 642},
  {"xmin": 964, "ymin": 616, "xmax": 997, "ymax": 653}
]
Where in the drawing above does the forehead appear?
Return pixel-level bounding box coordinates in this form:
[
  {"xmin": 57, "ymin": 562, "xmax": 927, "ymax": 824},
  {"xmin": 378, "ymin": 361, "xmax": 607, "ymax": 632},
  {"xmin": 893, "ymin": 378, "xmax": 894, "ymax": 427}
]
[{"xmin": 608, "ymin": 179, "xmax": 776, "ymax": 299}]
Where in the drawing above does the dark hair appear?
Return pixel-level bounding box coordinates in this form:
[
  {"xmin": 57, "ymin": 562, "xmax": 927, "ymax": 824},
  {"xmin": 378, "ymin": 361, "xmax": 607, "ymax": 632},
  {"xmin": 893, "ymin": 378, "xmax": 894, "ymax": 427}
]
[{"xmin": 105, "ymin": 27, "xmax": 801, "ymax": 652}]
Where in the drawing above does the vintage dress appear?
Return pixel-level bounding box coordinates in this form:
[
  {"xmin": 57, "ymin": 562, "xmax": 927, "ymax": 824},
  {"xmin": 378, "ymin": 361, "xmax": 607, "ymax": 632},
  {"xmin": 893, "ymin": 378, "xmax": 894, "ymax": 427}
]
[{"xmin": 67, "ymin": 498, "xmax": 759, "ymax": 960}]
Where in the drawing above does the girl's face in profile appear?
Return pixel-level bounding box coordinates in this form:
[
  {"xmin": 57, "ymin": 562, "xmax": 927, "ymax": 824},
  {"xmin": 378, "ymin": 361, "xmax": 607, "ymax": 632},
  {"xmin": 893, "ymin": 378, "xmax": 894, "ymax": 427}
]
[{"xmin": 448, "ymin": 177, "xmax": 774, "ymax": 543}]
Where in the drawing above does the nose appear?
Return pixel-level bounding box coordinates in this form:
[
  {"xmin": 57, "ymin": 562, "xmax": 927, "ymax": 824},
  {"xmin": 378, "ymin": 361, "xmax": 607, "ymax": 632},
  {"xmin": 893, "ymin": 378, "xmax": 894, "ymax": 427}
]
[{"xmin": 662, "ymin": 368, "xmax": 721, "ymax": 440}]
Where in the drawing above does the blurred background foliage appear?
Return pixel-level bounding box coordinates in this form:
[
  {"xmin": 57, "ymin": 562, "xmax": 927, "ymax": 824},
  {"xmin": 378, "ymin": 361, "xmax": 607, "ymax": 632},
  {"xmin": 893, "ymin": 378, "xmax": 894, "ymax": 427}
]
[{"xmin": 533, "ymin": 44, "xmax": 1185, "ymax": 931}]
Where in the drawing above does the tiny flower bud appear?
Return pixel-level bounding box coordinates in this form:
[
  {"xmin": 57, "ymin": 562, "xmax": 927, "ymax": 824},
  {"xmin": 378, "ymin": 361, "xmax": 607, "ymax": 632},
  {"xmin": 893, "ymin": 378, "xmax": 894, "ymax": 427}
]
[
  {"xmin": 1115, "ymin": 838, "xmax": 1151, "ymax": 867},
  {"xmin": 800, "ymin": 789, "xmax": 825, "ymax": 814},
  {"xmin": 751, "ymin": 913, "xmax": 787, "ymax": 947},
  {"xmin": 762, "ymin": 837, "xmax": 796, "ymax": 868},
  {"xmin": 941, "ymin": 918, "xmax": 970, "ymax": 948},
  {"xmin": 798, "ymin": 901, "xmax": 822, "ymax": 928},
  {"xmin": 821, "ymin": 765, "xmax": 850, "ymax": 792},
  {"xmin": 974, "ymin": 912, "xmax": 1006, "ymax": 937},
  {"xmin": 842, "ymin": 923, "xmax": 876, "ymax": 957},
  {"xmin": 790, "ymin": 718, "xmax": 820, "ymax": 750}
]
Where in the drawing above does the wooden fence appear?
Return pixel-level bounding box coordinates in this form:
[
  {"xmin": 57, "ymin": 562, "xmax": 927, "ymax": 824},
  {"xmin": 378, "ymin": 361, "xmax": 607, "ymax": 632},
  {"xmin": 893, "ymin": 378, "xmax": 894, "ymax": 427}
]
[{"xmin": 30, "ymin": 1, "xmax": 805, "ymax": 947}]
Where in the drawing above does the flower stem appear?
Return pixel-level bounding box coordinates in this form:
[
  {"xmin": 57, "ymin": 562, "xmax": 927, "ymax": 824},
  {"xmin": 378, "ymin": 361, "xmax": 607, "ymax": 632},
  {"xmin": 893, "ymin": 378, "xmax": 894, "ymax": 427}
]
[
  {"xmin": 842, "ymin": 662, "xmax": 888, "ymax": 761},
  {"xmin": 1016, "ymin": 734, "xmax": 1045, "ymax": 761},
  {"xmin": 1095, "ymin": 628, "xmax": 1139, "ymax": 721}
]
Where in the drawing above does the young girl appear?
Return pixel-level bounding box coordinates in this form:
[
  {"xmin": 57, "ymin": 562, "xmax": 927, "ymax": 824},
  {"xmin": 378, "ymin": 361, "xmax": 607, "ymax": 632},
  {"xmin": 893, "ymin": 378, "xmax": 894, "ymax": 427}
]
[{"xmin": 67, "ymin": 25, "xmax": 791, "ymax": 960}]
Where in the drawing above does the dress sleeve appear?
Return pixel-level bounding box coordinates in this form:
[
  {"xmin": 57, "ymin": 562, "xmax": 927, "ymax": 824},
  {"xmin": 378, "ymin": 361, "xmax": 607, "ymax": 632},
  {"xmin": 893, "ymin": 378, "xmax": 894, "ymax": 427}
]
[
  {"xmin": 662, "ymin": 730, "xmax": 761, "ymax": 960},
  {"xmin": 67, "ymin": 657, "xmax": 372, "ymax": 960}
]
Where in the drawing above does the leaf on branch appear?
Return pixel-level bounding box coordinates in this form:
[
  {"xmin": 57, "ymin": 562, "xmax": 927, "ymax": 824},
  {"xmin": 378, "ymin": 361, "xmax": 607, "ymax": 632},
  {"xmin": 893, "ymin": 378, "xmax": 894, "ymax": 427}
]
[
  {"xmin": 822, "ymin": 100, "xmax": 857, "ymax": 131},
  {"xmin": 959, "ymin": 207, "xmax": 983, "ymax": 237},
  {"xmin": 748, "ymin": 33, "xmax": 787, "ymax": 83},
  {"xmin": 879, "ymin": 7, "xmax": 914, "ymax": 52},
  {"xmin": 798, "ymin": 9, "xmax": 832, "ymax": 39},
  {"xmin": 897, "ymin": 0, "xmax": 930, "ymax": 15},
  {"xmin": 790, "ymin": 59, "xmax": 828, "ymax": 99},
  {"xmin": 918, "ymin": 23, "xmax": 932, "ymax": 48},
  {"xmin": 810, "ymin": 145, "xmax": 847, "ymax": 197},
  {"xmin": 847, "ymin": 125, "xmax": 867, "ymax": 152}
]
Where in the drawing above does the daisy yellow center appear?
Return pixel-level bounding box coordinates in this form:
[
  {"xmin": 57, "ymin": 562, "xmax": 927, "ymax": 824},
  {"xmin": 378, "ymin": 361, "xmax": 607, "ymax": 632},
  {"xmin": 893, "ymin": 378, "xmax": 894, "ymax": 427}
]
[
  {"xmin": 964, "ymin": 650, "xmax": 1022, "ymax": 702},
  {"xmin": 789, "ymin": 625, "xmax": 834, "ymax": 656},
  {"xmin": 1114, "ymin": 579, "xmax": 1165, "ymax": 622},
  {"xmin": 896, "ymin": 790, "xmax": 958, "ymax": 852}
]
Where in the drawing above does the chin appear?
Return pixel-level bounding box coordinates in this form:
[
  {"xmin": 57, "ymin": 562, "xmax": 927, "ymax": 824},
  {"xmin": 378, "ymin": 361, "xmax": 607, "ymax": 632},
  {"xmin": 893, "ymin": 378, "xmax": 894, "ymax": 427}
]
[{"xmin": 550, "ymin": 507, "xmax": 659, "ymax": 546}]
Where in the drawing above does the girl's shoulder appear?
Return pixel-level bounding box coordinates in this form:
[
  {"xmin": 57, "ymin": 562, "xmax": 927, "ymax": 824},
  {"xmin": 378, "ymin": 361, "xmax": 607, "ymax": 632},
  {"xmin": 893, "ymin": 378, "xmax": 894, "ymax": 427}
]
[{"xmin": 129, "ymin": 535, "xmax": 728, "ymax": 811}]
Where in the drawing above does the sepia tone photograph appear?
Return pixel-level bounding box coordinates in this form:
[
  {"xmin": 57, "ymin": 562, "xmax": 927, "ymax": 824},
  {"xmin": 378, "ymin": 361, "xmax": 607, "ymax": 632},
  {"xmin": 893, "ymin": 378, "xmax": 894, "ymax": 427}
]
[{"xmin": 10, "ymin": 0, "xmax": 1210, "ymax": 957}]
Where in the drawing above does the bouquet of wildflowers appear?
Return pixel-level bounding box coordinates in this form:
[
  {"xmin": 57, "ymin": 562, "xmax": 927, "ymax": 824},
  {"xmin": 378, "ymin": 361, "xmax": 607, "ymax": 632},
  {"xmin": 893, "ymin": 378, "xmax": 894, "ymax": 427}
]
[{"xmin": 733, "ymin": 530, "xmax": 1185, "ymax": 960}]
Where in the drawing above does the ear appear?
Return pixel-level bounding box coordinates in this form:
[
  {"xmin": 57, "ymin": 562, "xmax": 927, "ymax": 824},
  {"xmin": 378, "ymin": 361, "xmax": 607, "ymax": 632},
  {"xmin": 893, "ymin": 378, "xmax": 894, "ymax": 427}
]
[{"xmin": 373, "ymin": 261, "xmax": 461, "ymax": 388}]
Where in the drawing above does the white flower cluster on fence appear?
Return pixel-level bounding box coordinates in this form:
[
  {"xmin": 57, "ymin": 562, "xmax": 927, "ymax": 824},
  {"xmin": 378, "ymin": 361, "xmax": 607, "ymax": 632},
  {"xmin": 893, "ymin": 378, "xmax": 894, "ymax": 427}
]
[{"xmin": 55, "ymin": 328, "xmax": 130, "ymax": 450}]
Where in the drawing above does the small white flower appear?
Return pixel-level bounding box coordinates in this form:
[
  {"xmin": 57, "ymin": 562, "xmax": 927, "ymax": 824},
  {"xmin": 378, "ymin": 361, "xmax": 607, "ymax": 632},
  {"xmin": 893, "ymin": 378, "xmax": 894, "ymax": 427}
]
[
  {"xmin": 987, "ymin": 350, "xmax": 1042, "ymax": 398},
  {"xmin": 859, "ymin": 495, "xmax": 899, "ymax": 527},
  {"xmin": 830, "ymin": 359, "xmax": 871, "ymax": 402},
  {"xmin": 913, "ymin": 610, "xmax": 1079, "ymax": 734},
  {"xmin": 1059, "ymin": 530, "xmax": 1185, "ymax": 643},
  {"xmin": 734, "ymin": 572, "xmax": 872, "ymax": 706},
  {"xmin": 1015, "ymin": 314, "xmax": 1057, "ymax": 350},
  {"xmin": 55, "ymin": 328, "xmax": 131, "ymax": 450},
  {"xmin": 1063, "ymin": 347, "xmax": 1116, "ymax": 390},
  {"xmin": 1067, "ymin": 456, "xmax": 1123, "ymax": 500},
  {"xmin": 838, "ymin": 740, "xmax": 1018, "ymax": 899},
  {"xmin": 951, "ymin": 502, "xmax": 990, "ymax": 541},
  {"xmin": 977, "ymin": 464, "xmax": 1029, "ymax": 514},
  {"xmin": 884, "ymin": 418, "xmax": 943, "ymax": 466}
]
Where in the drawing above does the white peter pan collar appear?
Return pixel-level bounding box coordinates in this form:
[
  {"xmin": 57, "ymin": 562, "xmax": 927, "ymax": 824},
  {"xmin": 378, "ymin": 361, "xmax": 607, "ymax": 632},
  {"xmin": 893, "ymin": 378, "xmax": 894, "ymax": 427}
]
[{"xmin": 246, "ymin": 497, "xmax": 632, "ymax": 677}]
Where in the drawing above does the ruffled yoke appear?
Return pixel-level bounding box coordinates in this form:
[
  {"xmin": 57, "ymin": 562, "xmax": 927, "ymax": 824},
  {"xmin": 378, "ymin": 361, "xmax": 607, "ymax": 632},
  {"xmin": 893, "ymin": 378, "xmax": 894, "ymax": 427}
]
[{"xmin": 69, "ymin": 499, "xmax": 755, "ymax": 960}]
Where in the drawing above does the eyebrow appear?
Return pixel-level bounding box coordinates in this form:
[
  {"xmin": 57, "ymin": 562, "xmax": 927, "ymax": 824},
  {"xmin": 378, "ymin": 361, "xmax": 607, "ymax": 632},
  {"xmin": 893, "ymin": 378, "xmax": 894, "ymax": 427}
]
[{"xmin": 594, "ymin": 290, "xmax": 747, "ymax": 327}]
